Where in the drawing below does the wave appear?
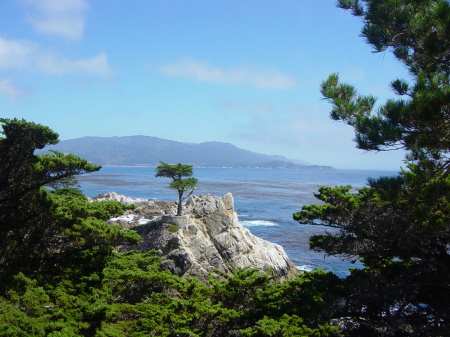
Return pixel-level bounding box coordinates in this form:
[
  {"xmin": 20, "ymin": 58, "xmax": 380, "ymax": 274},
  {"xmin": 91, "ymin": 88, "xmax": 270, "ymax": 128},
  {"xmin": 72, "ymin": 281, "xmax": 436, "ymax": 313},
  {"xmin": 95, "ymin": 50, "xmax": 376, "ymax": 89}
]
[
  {"xmin": 240, "ymin": 220, "xmax": 279, "ymax": 227},
  {"xmin": 296, "ymin": 265, "xmax": 315, "ymax": 272},
  {"xmin": 109, "ymin": 215, "xmax": 153, "ymax": 225},
  {"xmin": 110, "ymin": 215, "xmax": 135, "ymax": 223}
]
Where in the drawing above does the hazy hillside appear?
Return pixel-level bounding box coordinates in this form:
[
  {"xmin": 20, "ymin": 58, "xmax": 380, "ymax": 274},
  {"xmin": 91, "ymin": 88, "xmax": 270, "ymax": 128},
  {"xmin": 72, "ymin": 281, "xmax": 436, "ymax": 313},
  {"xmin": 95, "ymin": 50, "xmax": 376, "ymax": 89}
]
[{"xmin": 42, "ymin": 135, "xmax": 314, "ymax": 168}]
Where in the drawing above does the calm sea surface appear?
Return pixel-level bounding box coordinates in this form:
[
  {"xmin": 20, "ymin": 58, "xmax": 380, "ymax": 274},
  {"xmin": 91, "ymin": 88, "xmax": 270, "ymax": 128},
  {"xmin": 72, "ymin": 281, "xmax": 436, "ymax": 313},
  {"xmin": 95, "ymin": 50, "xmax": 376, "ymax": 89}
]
[{"xmin": 77, "ymin": 167, "xmax": 397, "ymax": 278}]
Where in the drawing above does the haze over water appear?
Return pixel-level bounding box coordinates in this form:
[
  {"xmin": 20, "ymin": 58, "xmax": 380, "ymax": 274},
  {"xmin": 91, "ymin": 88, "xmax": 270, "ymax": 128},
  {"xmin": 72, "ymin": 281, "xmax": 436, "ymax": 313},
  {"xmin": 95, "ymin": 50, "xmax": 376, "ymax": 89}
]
[{"xmin": 78, "ymin": 167, "xmax": 397, "ymax": 278}]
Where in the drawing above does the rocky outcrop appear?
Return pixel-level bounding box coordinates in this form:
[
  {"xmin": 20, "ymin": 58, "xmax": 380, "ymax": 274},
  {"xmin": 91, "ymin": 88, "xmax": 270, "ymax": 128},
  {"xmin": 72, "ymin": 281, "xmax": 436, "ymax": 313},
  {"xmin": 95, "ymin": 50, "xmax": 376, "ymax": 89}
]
[
  {"xmin": 93, "ymin": 191, "xmax": 152, "ymax": 206},
  {"xmin": 108, "ymin": 193, "xmax": 297, "ymax": 281},
  {"xmin": 93, "ymin": 192, "xmax": 177, "ymax": 226}
]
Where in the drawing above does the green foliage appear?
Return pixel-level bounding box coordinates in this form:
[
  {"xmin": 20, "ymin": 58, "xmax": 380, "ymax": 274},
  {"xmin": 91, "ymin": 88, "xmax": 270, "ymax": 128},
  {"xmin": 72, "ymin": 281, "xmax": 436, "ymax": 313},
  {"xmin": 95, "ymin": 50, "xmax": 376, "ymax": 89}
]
[
  {"xmin": 107, "ymin": 267, "xmax": 338, "ymax": 337},
  {"xmin": 0, "ymin": 119, "xmax": 140, "ymax": 335},
  {"xmin": 155, "ymin": 162, "xmax": 198, "ymax": 216},
  {"xmin": 103, "ymin": 250, "xmax": 181, "ymax": 304},
  {"xmin": 46, "ymin": 174, "xmax": 81, "ymax": 190},
  {"xmin": 0, "ymin": 118, "xmax": 105, "ymax": 275},
  {"xmin": 322, "ymin": 0, "xmax": 450, "ymax": 166},
  {"xmin": 295, "ymin": 0, "xmax": 450, "ymax": 335},
  {"xmin": 240, "ymin": 314, "xmax": 335, "ymax": 337}
]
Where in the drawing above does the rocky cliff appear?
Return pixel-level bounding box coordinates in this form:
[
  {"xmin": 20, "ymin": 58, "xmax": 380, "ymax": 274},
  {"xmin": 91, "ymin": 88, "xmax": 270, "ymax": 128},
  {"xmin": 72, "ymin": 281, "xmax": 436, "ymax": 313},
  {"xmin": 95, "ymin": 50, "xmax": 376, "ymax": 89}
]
[{"xmin": 103, "ymin": 192, "xmax": 297, "ymax": 281}]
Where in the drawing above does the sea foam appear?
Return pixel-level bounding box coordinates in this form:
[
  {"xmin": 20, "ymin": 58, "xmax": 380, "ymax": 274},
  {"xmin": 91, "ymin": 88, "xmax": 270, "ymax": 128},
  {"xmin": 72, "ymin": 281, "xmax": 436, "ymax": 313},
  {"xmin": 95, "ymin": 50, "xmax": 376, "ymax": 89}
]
[
  {"xmin": 296, "ymin": 265, "xmax": 315, "ymax": 272},
  {"xmin": 240, "ymin": 220, "xmax": 279, "ymax": 227}
]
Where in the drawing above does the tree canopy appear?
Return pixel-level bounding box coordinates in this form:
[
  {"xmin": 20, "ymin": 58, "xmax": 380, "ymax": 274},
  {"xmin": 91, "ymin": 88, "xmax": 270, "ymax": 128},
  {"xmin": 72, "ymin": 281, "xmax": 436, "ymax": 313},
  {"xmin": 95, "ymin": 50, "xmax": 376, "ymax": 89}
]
[
  {"xmin": 155, "ymin": 162, "xmax": 198, "ymax": 216},
  {"xmin": 321, "ymin": 0, "xmax": 450, "ymax": 167},
  {"xmin": 295, "ymin": 0, "xmax": 450, "ymax": 335}
]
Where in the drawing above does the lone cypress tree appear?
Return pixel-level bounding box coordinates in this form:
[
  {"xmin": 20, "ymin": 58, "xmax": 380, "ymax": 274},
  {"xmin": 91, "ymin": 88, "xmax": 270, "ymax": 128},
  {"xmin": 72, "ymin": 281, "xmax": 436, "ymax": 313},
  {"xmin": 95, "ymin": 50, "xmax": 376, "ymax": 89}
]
[{"xmin": 155, "ymin": 162, "xmax": 198, "ymax": 216}]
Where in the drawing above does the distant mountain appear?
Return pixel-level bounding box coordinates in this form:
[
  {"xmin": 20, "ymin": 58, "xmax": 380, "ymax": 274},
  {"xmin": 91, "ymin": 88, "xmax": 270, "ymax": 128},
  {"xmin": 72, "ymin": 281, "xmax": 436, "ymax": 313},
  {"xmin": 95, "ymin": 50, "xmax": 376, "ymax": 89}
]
[
  {"xmin": 41, "ymin": 135, "xmax": 330, "ymax": 168},
  {"xmin": 251, "ymin": 160, "xmax": 333, "ymax": 170}
]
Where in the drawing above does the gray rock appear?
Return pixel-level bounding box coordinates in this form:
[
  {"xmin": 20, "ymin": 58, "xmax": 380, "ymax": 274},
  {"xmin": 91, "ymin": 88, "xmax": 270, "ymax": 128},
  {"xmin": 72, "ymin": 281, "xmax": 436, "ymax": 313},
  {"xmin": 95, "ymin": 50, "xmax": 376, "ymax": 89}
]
[
  {"xmin": 93, "ymin": 191, "xmax": 154, "ymax": 206},
  {"xmin": 121, "ymin": 193, "xmax": 297, "ymax": 281}
]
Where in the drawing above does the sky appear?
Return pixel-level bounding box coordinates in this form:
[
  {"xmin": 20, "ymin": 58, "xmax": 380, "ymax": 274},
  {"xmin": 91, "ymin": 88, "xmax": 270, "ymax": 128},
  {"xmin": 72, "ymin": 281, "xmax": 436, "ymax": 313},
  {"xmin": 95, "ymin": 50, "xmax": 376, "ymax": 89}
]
[{"xmin": 0, "ymin": 0, "xmax": 411, "ymax": 170}]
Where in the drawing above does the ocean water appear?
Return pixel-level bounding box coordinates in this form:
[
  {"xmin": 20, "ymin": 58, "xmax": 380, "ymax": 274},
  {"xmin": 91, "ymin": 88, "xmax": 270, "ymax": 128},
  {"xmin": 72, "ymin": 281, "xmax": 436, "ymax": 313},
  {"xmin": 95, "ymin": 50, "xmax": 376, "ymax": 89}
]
[{"xmin": 77, "ymin": 166, "xmax": 397, "ymax": 278}]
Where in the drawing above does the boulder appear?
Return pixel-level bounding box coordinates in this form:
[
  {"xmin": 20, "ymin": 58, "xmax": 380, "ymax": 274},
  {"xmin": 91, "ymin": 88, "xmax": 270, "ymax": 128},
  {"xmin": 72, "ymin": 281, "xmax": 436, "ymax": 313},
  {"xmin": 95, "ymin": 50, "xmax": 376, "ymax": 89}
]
[
  {"xmin": 120, "ymin": 193, "xmax": 297, "ymax": 281},
  {"xmin": 93, "ymin": 191, "xmax": 153, "ymax": 206}
]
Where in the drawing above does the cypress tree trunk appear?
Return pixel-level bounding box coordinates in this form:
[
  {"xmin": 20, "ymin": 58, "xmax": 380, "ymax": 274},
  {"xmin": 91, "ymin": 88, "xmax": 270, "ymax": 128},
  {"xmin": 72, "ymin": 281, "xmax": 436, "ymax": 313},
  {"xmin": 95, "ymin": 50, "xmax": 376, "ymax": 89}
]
[{"xmin": 177, "ymin": 190, "xmax": 183, "ymax": 216}]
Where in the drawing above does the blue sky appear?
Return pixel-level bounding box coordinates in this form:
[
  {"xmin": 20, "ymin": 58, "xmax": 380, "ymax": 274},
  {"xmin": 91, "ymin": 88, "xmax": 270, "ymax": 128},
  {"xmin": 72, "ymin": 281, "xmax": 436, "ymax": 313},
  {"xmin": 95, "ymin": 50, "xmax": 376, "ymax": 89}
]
[{"xmin": 0, "ymin": 0, "xmax": 410, "ymax": 170}]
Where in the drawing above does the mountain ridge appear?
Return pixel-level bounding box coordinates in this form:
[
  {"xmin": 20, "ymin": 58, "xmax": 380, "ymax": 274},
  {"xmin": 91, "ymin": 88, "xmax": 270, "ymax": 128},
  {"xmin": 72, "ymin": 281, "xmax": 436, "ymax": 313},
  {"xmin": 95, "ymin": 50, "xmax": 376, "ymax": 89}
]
[{"xmin": 42, "ymin": 135, "xmax": 331, "ymax": 169}]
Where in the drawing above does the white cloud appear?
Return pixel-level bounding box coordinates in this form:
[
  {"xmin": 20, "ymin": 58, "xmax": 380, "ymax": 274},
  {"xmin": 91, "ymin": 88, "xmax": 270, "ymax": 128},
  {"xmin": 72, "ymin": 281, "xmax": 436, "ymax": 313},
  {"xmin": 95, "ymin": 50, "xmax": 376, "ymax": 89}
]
[
  {"xmin": 18, "ymin": 0, "xmax": 88, "ymax": 40},
  {"xmin": 0, "ymin": 38, "xmax": 36, "ymax": 70},
  {"xmin": 0, "ymin": 37, "xmax": 111, "ymax": 77},
  {"xmin": 0, "ymin": 78, "xmax": 28, "ymax": 100},
  {"xmin": 37, "ymin": 52, "xmax": 111, "ymax": 76},
  {"xmin": 159, "ymin": 58, "xmax": 297, "ymax": 89}
]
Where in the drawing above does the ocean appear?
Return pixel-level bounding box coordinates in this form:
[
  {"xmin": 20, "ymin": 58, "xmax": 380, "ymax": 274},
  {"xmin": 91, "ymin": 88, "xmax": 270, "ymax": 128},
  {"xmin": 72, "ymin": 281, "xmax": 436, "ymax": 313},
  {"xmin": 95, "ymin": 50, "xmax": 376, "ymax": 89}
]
[{"xmin": 77, "ymin": 166, "xmax": 398, "ymax": 278}]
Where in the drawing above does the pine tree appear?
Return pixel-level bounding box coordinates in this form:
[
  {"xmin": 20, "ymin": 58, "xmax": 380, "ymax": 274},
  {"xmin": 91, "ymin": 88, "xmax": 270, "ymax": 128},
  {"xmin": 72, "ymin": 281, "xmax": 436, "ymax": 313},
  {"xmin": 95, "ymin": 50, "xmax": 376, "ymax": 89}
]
[
  {"xmin": 294, "ymin": 1, "xmax": 450, "ymax": 335},
  {"xmin": 155, "ymin": 162, "xmax": 198, "ymax": 216}
]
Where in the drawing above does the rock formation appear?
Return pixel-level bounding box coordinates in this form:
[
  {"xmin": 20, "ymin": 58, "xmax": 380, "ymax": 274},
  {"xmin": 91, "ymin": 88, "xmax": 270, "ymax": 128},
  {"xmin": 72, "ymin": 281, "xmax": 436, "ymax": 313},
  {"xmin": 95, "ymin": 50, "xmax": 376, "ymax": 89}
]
[
  {"xmin": 106, "ymin": 193, "xmax": 297, "ymax": 281},
  {"xmin": 93, "ymin": 191, "xmax": 152, "ymax": 206}
]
